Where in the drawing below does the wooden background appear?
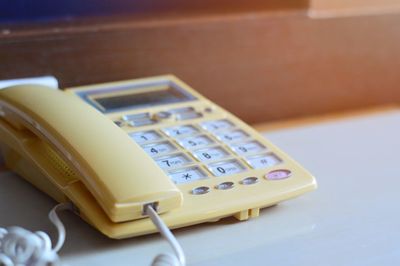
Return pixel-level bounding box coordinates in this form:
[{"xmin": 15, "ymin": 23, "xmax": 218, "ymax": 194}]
[{"xmin": 1, "ymin": 1, "xmax": 400, "ymax": 124}]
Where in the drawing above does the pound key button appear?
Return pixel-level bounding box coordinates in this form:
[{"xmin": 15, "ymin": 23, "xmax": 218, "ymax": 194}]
[{"xmin": 191, "ymin": 186, "xmax": 210, "ymax": 195}]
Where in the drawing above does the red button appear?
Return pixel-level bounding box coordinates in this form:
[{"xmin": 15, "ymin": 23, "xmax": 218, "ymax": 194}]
[{"xmin": 266, "ymin": 169, "xmax": 292, "ymax": 180}]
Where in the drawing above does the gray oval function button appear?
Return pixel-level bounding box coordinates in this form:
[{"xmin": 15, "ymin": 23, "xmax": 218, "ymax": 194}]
[
  {"xmin": 155, "ymin": 111, "xmax": 172, "ymax": 120},
  {"xmin": 215, "ymin": 181, "xmax": 234, "ymax": 190},
  {"xmin": 265, "ymin": 169, "xmax": 292, "ymax": 180},
  {"xmin": 240, "ymin": 177, "xmax": 259, "ymax": 185},
  {"xmin": 191, "ymin": 186, "xmax": 210, "ymax": 195}
]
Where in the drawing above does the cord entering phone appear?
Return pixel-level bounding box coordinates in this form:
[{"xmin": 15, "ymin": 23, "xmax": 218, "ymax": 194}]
[{"xmin": 145, "ymin": 204, "xmax": 186, "ymax": 266}]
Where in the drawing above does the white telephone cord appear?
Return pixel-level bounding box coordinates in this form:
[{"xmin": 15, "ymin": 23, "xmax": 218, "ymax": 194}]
[
  {"xmin": 145, "ymin": 205, "xmax": 186, "ymax": 266},
  {"xmin": 0, "ymin": 202, "xmax": 70, "ymax": 266},
  {"xmin": 0, "ymin": 203, "xmax": 186, "ymax": 266}
]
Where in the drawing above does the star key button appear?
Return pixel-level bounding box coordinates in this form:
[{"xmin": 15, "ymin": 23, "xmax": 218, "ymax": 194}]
[{"xmin": 168, "ymin": 167, "xmax": 208, "ymax": 184}]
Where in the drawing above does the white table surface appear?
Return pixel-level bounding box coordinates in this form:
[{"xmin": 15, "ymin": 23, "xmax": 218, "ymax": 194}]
[{"xmin": 1, "ymin": 110, "xmax": 399, "ymax": 266}]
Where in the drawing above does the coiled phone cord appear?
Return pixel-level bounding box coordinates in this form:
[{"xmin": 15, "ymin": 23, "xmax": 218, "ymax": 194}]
[
  {"xmin": 0, "ymin": 202, "xmax": 71, "ymax": 266},
  {"xmin": 0, "ymin": 203, "xmax": 186, "ymax": 266}
]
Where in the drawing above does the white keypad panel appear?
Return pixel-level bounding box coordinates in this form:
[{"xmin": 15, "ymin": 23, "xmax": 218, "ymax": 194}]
[
  {"xmin": 178, "ymin": 135, "xmax": 214, "ymax": 150},
  {"xmin": 208, "ymin": 160, "xmax": 246, "ymax": 177},
  {"xmin": 168, "ymin": 167, "xmax": 207, "ymax": 184},
  {"xmin": 201, "ymin": 119, "xmax": 234, "ymax": 132},
  {"xmin": 162, "ymin": 125, "xmax": 199, "ymax": 138},
  {"xmin": 192, "ymin": 146, "xmax": 230, "ymax": 162},
  {"xmin": 156, "ymin": 153, "xmax": 192, "ymax": 169},
  {"xmin": 129, "ymin": 130, "xmax": 162, "ymax": 144},
  {"xmin": 128, "ymin": 116, "xmax": 283, "ymax": 185},
  {"xmin": 230, "ymin": 141, "xmax": 266, "ymax": 155},
  {"xmin": 142, "ymin": 141, "xmax": 176, "ymax": 157},
  {"xmin": 215, "ymin": 130, "xmax": 249, "ymax": 143},
  {"xmin": 246, "ymin": 153, "xmax": 281, "ymax": 169}
]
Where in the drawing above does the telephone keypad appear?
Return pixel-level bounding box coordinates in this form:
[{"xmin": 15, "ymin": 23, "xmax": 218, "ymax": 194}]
[
  {"xmin": 142, "ymin": 141, "xmax": 176, "ymax": 157},
  {"xmin": 129, "ymin": 130, "xmax": 162, "ymax": 144},
  {"xmin": 192, "ymin": 146, "xmax": 230, "ymax": 162},
  {"xmin": 169, "ymin": 167, "xmax": 207, "ymax": 184},
  {"xmin": 207, "ymin": 160, "xmax": 246, "ymax": 177},
  {"xmin": 130, "ymin": 117, "xmax": 282, "ymax": 184},
  {"xmin": 155, "ymin": 153, "xmax": 192, "ymax": 169}
]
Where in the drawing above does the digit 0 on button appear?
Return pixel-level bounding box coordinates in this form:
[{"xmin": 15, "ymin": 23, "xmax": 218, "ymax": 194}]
[{"xmin": 207, "ymin": 160, "xmax": 245, "ymax": 177}]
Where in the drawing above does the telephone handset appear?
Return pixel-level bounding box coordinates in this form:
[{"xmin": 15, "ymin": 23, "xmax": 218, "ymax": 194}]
[
  {"xmin": 0, "ymin": 75, "xmax": 316, "ymax": 239},
  {"xmin": 0, "ymin": 84, "xmax": 182, "ymax": 223}
]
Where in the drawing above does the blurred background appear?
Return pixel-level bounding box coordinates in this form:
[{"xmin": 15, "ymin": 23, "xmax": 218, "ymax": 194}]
[{"xmin": 1, "ymin": 0, "xmax": 400, "ymax": 124}]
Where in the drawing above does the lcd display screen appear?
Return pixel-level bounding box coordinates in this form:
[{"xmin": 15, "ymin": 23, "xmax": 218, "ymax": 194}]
[{"xmin": 89, "ymin": 85, "xmax": 195, "ymax": 112}]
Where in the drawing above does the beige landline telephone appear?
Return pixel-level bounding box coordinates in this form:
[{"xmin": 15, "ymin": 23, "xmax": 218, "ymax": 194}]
[{"xmin": 0, "ymin": 75, "xmax": 316, "ymax": 239}]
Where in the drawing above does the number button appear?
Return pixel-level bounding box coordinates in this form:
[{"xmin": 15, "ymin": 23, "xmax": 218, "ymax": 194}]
[
  {"xmin": 246, "ymin": 153, "xmax": 281, "ymax": 169},
  {"xmin": 201, "ymin": 119, "xmax": 234, "ymax": 132},
  {"xmin": 215, "ymin": 130, "xmax": 249, "ymax": 143},
  {"xmin": 162, "ymin": 125, "xmax": 199, "ymax": 138},
  {"xmin": 129, "ymin": 130, "xmax": 163, "ymax": 144},
  {"xmin": 168, "ymin": 167, "xmax": 208, "ymax": 184},
  {"xmin": 192, "ymin": 147, "xmax": 230, "ymax": 162},
  {"xmin": 155, "ymin": 153, "xmax": 192, "ymax": 169},
  {"xmin": 178, "ymin": 135, "xmax": 214, "ymax": 149},
  {"xmin": 230, "ymin": 141, "xmax": 266, "ymax": 155},
  {"xmin": 142, "ymin": 141, "xmax": 176, "ymax": 157},
  {"xmin": 208, "ymin": 160, "xmax": 246, "ymax": 177}
]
